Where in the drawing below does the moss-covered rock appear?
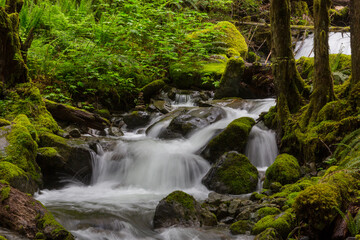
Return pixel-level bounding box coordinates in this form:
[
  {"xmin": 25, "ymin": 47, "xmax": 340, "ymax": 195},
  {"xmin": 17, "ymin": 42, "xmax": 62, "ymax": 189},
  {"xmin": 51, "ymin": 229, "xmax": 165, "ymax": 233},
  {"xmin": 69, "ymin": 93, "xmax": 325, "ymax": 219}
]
[
  {"xmin": 256, "ymin": 207, "xmax": 281, "ymax": 220},
  {"xmin": 202, "ymin": 151, "xmax": 258, "ymax": 194},
  {"xmin": 141, "ymin": 80, "xmax": 166, "ymax": 101},
  {"xmin": 0, "ymin": 161, "xmax": 38, "ymax": 194},
  {"xmin": 263, "ymin": 154, "xmax": 301, "ymax": 189},
  {"xmin": 153, "ymin": 190, "xmax": 217, "ymax": 228},
  {"xmin": 214, "ymin": 57, "xmax": 245, "ymax": 99},
  {"xmin": 254, "ymin": 228, "xmax": 283, "ymax": 240},
  {"xmin": 251, "ymin": 211, "xmax": 295, "ymax": 239},
  {"xmin": 230, "ymin": 220, "xmax": 254, "ymax": 235},
  {"xmin": 188, "ymin": 21, "xmax": 248, "ymax": 59},
  {"xmin": 0, "ymin": 114, "xmax": 42, "ymax": 193},
  {"xmin": 4, "ymin": 84, "xmax": 59, "ymax": 134},
  {"xmin": 169, "ymin": 61, "xmax": 226, "ymax": 89},
  {"xmin": 293, "ymin": 170, "xmax": 359, "ymax": 231},
  {"xmin": 0, "ymin": 182, "xmax": 74, "ymax": 240},
  {"xmin": 202, "ymin": 117, "xmax": 255, "ymax": 163}
]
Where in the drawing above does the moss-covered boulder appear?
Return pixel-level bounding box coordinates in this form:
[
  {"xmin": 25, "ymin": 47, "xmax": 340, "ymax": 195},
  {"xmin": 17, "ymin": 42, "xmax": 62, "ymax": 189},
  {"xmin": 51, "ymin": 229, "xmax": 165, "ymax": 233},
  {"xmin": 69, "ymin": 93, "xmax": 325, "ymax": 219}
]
[
  {"xmin": 0, "ymin": 114, "xmax": 41, "ymax": 193},
  {"xmin": 256, "ymin": 207, "xmax": 282, "ymax": 220},
  {"xmin": 153, "ymin": 190, "xmax": 217, "ymax": 228},
  {"xmin": 214, "ymin": 57, "xmax": 245, "ymax": 99},
  {"xmin": 4, "ymin": 84, "xmax": 59, "ymax": 134},
  {"xmin": 38, "ymin": 132, "xmax": 94, "ymax": 188},
  {"xmin": 122, "ymin": 111, "xmax": 150, "ymax": 129},
  {"xmin": 251, "ymin": 211, "xmax": 295, "ymax": 239},
  {"xmin": 0, "ymin": 182, "xmax": 74, "ymax": 240},
  {"xmin": 169, "ymin": 60, "xmax": 226, "ymax": 89},
  {"xmin": 254, "ymin": 228, "xmax": 283, "ymax": 240},
  {"xmin": 263, "ymin": 154, "xmax": 301, "ymax": 189},
  {"xmin": 188, "ymin": 21, "xmax": 248, "ymax": 59},
  {"xmin": 141, "ymin": 80, "xmax": 166, "ymax": 101},
  {"xmin": 202, "ymin": 117, "xmax": 255, "ymax": 163},
  {"xmin": 230, "ymin": 220, "xmax": 254, "ymax": 235},
  {"xmin": 202, "ymin": 151, "xmax": 258, "ymax": 194},
  {"xmin": 293, "ymin": 170, "xmax": 359, "ymax": 232},
  {"xmin": 0, "ymin": 119, "xmax": 10, "ymax": 127}
]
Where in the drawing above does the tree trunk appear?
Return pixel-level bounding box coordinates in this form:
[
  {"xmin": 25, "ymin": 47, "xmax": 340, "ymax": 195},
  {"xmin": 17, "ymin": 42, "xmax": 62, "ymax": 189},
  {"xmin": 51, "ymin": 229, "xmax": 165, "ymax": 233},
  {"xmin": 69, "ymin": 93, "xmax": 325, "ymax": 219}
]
[
  {"xmin": 351, "ymin": 0, "xmax": 360, "ymax": 85},
  {"xmin": 0, "ymin": 0, "xmax": 29, "ymax": 90},
  {"xmin": 270, "ymin": 0, "xmax": 305, "ymax": 129},
  {"xmin": 304, "ymin": 0, "xmax": 335, "ymax": 124}
]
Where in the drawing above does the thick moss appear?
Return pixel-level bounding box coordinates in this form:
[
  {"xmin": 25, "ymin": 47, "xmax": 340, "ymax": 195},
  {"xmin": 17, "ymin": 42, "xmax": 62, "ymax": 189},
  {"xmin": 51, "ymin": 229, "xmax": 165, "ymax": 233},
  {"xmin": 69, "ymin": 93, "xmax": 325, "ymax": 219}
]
[
  {"xmin": 169, "ymin": 61, "xmax": 226, "ymax": 89},
  {"xmin": 254, "ymin": 228, "xmax": 283, "ymax": 240},
  {"xmin": 37, "ymin": 147, "xmax": 58, "ymax": 158},
  {"xmin": 0, "ymin": 183, "xmax": 11, "ymax": 202},
  {"xmin": 256, "ymin": 207, "xmax": 281, "ymax": 220},
  {"xmin": 214, "ymin": 57, "xmax": 245, "ymax": 99},
  {"xmin": 164, "ymin": 190, "xmax": 195, "ymax": 212},
  {"xmin": 4, "ymin": 115, "xmax": 41, "ymax": 185},
  {"xmin": 263, "ymin": 154, "xmax": 301, "ymax": 188},
  {"xmin": 13, "ymin": 114, "xmax": 38, "ymax": 142},
  {"xmin": 293, "ymin": 183, "xmax": 340, "ymax": 231},
  {"xmin": 141, "ymin": 80, "xmax": 166, "ymax": 101},
  {"xmin": 202, "ymin": 152, "xmax": 258, "ymax": 194},
  {"xmin": 203, "ymin": 117, "xmax": 255, "ymax": 163},
  {"xmin": 0, "ymin": 161, "xmax": 30, "ymax": 187},
  {"xmin": 291, "ymin": 1, "xmax": 309, "ymax": 18},
  {"xmin": 36, "ymin": 211, "xmax": 74, "ymax": 240},
  {"xmin": 0, "ymin": 119, "xmax": 10, "ymax": 127},
  {"xmin": 251, "ymin": 211, "xmax": 295, "ymax": 238},
  {"xmin": 188, "ymin": 21, "xmax": 248, "ymax": 58},
  {"xmin": 230, "ymin": 220, "xmax": 254, "ymax": 235},
  {"xmin": 4, "ymin": 84, "xmax": 59, "ymax": 134},
  {"xmin": 0, "ymin": 236, "xmax": 8, "ymax": 240}
]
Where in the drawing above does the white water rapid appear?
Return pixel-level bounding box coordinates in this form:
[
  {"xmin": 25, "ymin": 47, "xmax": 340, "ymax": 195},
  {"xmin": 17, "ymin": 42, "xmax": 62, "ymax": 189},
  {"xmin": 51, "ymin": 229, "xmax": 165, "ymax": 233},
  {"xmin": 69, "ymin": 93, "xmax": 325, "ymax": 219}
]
[
  {"xmin": 295, "ymin": 32, "xmax": 351, "ymax": 59},
  {"xmin": 35, "ymin": 97, "xmax": 277, "ymax": 240}
]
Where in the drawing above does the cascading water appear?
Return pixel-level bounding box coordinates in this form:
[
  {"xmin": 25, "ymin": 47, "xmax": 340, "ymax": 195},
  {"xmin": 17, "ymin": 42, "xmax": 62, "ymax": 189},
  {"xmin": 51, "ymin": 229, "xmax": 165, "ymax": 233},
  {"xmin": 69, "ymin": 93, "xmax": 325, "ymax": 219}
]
[
  {"xmin": 295, "ymin": 32, "xmax": 351, "ymax": 59},
  {"xmin": 35, "ymin": 97, "xmax": 277, "ymax": 240}
]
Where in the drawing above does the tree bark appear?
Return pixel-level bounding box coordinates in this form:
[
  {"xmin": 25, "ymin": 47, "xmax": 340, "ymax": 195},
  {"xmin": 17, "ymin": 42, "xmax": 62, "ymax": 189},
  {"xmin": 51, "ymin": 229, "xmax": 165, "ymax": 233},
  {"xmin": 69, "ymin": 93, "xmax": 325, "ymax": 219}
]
[
  {"xmin": 0, "ymin": 0, "xmax": 29, "ymax": 90},
  {"xmin": 305, "ymin": 0, "xmax": 335, "ymax": 124},
  {"xmin": 270, "ymin": 0, "xmax": 305, "ymax": 129},
  {"xmin": 351, "ymin": 0, "xmax": 360, "ymax": 85}
]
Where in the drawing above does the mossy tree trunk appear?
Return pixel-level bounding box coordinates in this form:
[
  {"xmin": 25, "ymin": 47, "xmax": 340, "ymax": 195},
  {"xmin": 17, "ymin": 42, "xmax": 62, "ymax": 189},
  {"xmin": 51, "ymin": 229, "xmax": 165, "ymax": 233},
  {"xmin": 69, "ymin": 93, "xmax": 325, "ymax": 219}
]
[
  {"xmin": 304, "ymin": 0, "xmax": 335, "ymax": 124},
  {"xmin": 0, "ymin": 0, "xmax": 29, "ymax": 90},
  {"xmin": 351, "ymin": 0, "xmax": 360, "ymax": 85},
  {"xmin": 270, "ymin": 0, "xmax": 305, "ymax": 131}
]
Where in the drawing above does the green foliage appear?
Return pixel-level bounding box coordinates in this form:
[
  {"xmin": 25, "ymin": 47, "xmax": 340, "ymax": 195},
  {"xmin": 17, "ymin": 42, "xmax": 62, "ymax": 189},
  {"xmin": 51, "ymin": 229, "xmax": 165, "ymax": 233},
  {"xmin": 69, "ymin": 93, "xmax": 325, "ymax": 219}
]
[
  {"xmin": 20, "ymin": 0, "xmax": 227, "ymax": 108},
  {"xmin": 335, "ymin": 207, "xmax": 360, "ymax": 237}
]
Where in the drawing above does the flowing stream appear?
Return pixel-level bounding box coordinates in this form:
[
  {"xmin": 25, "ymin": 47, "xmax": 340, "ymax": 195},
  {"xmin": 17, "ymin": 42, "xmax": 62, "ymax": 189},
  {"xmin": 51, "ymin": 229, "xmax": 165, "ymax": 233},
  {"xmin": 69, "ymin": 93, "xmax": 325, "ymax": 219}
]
[
  {"xmin": 35, "ymin": 97, "xmax": 277, "ymax": 240},
  {"xmin": 295, "ymin": 32, "xmax": 351, "ymax": 59}
]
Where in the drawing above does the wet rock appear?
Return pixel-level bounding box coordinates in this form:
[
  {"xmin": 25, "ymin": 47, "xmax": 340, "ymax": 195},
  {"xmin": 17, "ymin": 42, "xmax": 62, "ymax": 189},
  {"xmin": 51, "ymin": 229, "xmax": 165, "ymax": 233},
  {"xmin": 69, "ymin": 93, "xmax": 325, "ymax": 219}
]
[
  {"xmin": 202, "ymin": 152, "xmax": 258, "ymax": 195},
  {"xmin": 149, "ymin": 99, "xmax": 172, "ymax": 114},
  {"xmin": 0, "ymin": 182, "xmax": 74, "ymax": 240},
  {"xmin": 38, "ymin": 132, "xmax": 94, "ymax": 188},
  {"xmin": 122, "ymin": 111, "xmax": 150, "ymax": 129},
  {"xmin": 159, "ymin": 107, "xmax": 226, "ymax": 139},
  {"xmin": 202, "ymin": 117, "xmax": 255, "ymax": 163},
  {"xmin": 108, "ymin": 127, "xmax": 124, "ymax": 137},
  {"xmin": 153, "ymin": 191, "xmax": 217, "ymax": 228},
  {"xmin": 45, "ymin": 100, "xmax": 109, "ymax": 131},
  {"xmin": 69, "ymin": 128, "xmax": 81, "ymax": 138},
  {"xmin": 141, "ymin": 80, "xmax": 166, "ymax": 101}
]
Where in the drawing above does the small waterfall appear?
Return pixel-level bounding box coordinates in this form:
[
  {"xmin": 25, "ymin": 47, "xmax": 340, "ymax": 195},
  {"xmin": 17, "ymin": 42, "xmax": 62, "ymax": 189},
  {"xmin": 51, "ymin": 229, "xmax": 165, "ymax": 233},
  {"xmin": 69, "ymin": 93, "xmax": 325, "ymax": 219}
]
[
  {"xmin": 172, "ymin": 94, "xmax": 195, "ymax": 107},
  {"xmin": 245, "ymin": 123, "xmax": 278, "ymax": 171},
  {"xmin": 35, "ymin": 98, "xmax": 278, "ymax": 240},
  {"xmin": 295, "ymin": 32, "xmax": 351, "ymax": 59}
]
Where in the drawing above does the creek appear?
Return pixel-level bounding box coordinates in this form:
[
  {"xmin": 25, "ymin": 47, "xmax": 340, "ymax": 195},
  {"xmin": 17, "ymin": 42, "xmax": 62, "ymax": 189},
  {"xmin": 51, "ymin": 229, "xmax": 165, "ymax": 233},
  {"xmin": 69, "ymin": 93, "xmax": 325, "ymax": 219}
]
[{"xmin": 35, "ymin": 96, "xmax": 277, "ymax": 240}]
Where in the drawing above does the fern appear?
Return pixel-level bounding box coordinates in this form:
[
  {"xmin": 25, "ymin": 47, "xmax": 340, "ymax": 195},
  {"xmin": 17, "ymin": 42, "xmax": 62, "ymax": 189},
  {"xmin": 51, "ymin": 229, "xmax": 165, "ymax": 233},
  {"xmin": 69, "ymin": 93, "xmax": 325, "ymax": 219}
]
[{"xmin": 335, "ymin": 207, "xmax": 360, "ymax": 236}]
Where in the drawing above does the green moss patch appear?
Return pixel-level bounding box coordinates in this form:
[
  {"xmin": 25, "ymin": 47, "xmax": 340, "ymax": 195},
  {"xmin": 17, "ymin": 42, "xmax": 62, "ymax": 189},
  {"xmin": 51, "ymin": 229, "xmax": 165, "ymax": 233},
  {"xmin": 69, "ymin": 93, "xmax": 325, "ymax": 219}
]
[
  {"xmin": 264, "ymin": 154, "xmax": 301, "ymax": 188},
  {"xmin": 230, "ymin": 220, "xmax": 254, "ymax": 235},
  {"xmin": 164, "ymin": 190, "xmax": 195, "ymax": 212}
]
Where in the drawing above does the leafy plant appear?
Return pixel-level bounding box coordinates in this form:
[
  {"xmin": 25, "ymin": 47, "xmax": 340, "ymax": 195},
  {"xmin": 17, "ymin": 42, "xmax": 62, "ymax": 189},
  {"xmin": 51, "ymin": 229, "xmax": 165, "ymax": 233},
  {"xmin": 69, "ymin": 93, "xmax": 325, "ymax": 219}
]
[{"xmin": 335, "ymin": 207, "xmax": 360, "ymax": 237}]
